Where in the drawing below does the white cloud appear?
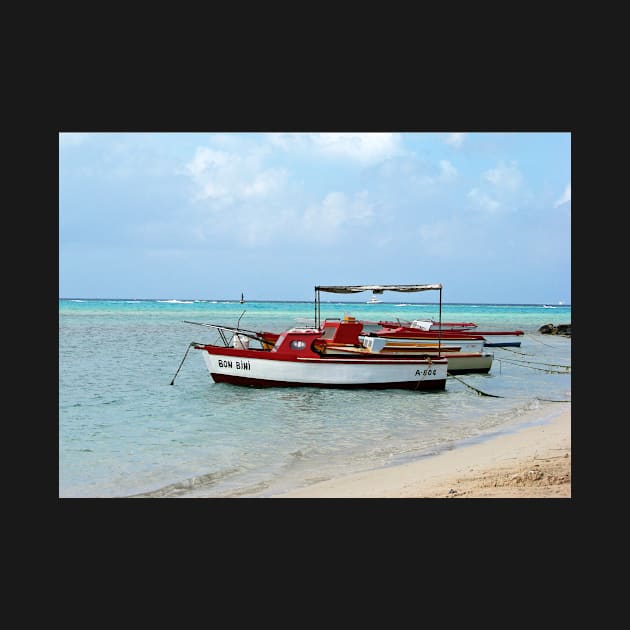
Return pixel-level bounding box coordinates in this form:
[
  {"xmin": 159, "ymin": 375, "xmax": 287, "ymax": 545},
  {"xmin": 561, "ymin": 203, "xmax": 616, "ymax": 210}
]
[
  {"xmin": 468, "ymin": 161, "xmax": 525, "ymax": 213},
  {"xmin": 439, "ymin": 160, "xmax": 457, "ymax": 181},
  {"xmin": 185, "ymin": 146, "xmax": 288, "ymax": 204},
  {"xmin": 467, "ymin": 188, "xmax": 501, "ymax": 213},
  {"xmin": 303, "ymin": 191, "xmax": 375, "ymax": 236},
  {"xmin": 371, "ymin": 157, "xmax": 457, "ymax": 195},
  {"xmin": 483, "ymin": 161, "xmax": 523, "ymax": 192},
  {"xmin": 269, "ymin": 132, "xmax": 405, "ymax": 164},
  {"xmin": 445, "ymin": 132, "xmax": 466, "ymax": 148},
  {"xmin": 554, "ymin": 183, "xmax": 571, "ymax": 207}
]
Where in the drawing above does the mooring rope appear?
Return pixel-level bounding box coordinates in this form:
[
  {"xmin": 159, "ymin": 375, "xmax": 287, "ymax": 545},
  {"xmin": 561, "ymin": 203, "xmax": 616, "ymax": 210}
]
[
  {"xmin": 170, "ymin": 341, "xmax": 201, "ymax": 385},
  {"xmin": 499, "ymin": 356, "xmax": 571, "ymax": 369},
  {"xmin": 496, "ymin": 356, "xmax": 570, "ymax": 373},
  {"xmin": 447, "ymin": 373, "xmax": 504, "ymax": 397},
  {"xmin": 494, "ymin": 345, "xmax": 535, "ymax": 356},
  {"xmin": 524, "ymin": 332, "xmax": 569, "ymax": 348},
  {"xmin": 413, "ymin": 356, "xmax": 433, "ymax": 389}
]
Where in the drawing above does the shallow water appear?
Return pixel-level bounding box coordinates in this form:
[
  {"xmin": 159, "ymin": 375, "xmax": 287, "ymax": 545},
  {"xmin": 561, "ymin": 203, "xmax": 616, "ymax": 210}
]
[{"xmin": 59, "ymin": 299, "xmax": 571, "ymax": 497}]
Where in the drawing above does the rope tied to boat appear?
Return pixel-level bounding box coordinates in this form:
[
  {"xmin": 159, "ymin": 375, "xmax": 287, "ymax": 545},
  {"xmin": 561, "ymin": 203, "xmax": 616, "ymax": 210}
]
[
  {"xmin": 496, "ymin": 356, "xmax": 571, "ymax": 374},
  {"xmin": 447, "ymin": 373, "xmax": 503, "ymax": 397},
  {"xmin": 524, "ymin": 332, "xmax": 569, "ymax": 348},
  {"xmin": 494, "ymin": 345, "xmax": 535, "ymax": 356},
  {"xmin": 413, "ymin": 355, "xmax": 431, "ymax": 390},
  {"xmin": 170, "ymin": 341, "xmax": 202, "ymax": 385}
]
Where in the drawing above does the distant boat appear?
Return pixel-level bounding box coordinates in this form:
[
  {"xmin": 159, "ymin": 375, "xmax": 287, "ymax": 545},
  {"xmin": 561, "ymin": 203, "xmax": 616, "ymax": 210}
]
[
  {"xmin": 367, "ymin": 296, "xmax": 383, "ymax": 304},
  {"xmin": 240, "ymin": 293, "xmax": 244, "ymax": 304}
]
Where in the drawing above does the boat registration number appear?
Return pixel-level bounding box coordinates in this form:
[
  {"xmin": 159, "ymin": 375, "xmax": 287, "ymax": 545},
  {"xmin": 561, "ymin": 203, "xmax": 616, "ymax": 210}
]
[{"xmin": 416, "ymin": 368, "xmax": 438, "ymax": 376}]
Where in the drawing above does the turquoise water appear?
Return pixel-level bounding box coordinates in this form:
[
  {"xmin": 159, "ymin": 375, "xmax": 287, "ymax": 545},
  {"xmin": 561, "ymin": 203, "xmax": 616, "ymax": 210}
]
[{"xmin": 59, "ymin": 299, "xmax": 572, "ymax": 498}]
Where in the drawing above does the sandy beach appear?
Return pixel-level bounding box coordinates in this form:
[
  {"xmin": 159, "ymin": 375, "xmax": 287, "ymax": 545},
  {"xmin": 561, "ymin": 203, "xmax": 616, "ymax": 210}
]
[{"xmin": 271, "ymin": 404, "xmax": 571, "ymax": 498}]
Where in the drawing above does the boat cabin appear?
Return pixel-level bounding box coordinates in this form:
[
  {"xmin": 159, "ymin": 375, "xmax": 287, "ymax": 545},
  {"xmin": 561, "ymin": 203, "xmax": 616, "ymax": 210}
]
[
  {"xmin": 271, "ymin": 328, "xmax": 322, "ymax": 356},
  {"xmin": 320, "ymin": 316, "xmax": 363, "ymax": 345}
]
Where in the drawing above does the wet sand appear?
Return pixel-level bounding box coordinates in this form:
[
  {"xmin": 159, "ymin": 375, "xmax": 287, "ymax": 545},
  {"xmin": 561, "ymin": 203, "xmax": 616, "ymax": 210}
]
[{"xmin": 271, "ymin": 405, "xmax": 571, "ymax": 498}]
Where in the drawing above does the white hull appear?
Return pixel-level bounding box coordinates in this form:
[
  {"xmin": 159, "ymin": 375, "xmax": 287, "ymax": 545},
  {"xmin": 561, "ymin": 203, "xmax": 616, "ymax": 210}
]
[
  {"xmin": 442, "ymin": 353, "xmax": 493, "ymax": 374},
  {"xmin": 377, "ymin": 337, "xmax": 486, "ymax": 354},
  {"xmin": 320, "ymin": 343, "xmax": 493, "ymax": 374},
  {"xmin": 200, "ymin": 349, "xmax": 447, "ymax": 389}
]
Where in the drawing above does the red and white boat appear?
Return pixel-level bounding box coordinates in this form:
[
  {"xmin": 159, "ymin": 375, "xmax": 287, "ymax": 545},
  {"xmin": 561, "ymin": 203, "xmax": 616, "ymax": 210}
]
[
  {"xmin": 188, "ymin": 284, "xmax": 452, "ymax": 390},
  {"xmin": 194, "ymin": 325, "xmax": 447, "ymax": 389},
  {"xmin": 375, "ymin": 319, "xmax": 524, "ymax": 347},
  {"xmin": 391, "ymin": 319, "xmax": 478, "ymax": 331},
  {"xmin": 313, "ymin": 318, "xmax": 493, "ymax": 374}
]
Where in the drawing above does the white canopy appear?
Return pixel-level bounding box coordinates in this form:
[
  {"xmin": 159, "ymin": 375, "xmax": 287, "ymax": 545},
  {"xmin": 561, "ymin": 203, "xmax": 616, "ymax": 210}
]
[
  {"xmin": 315, "ymin": 284, "xmax": 442, "ymax": 294},
  {"xmin": 313, "ymin": 284, "xmax": 443, "ymax": 328}
]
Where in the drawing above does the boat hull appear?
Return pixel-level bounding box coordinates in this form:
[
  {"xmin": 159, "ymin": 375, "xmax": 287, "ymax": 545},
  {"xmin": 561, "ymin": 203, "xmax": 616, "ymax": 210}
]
[
  {"xmin": 321, "ymin": 343, "xmax": 493, "ymax": 374},
  {"xmin": 444, "ymin": 353, "xmax": 493, "ymax": 374},
  {"xmin": 479, "ymin": 335, "xmax": 522, "ymax": 347},
  {"xmin": 378, "ymin": 321, "xmax": 523, "ymax": 347},
  {"xmin": 379, "ymin": 337, "xmax": 486, "ymax": 353},
  {"xmin": 199, "ymin": 346, "xmax": 448, "ymax": 390}
]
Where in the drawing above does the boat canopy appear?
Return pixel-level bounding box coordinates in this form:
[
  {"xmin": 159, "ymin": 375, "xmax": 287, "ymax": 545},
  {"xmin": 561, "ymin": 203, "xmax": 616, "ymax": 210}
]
[
  {"xmin": 314, "ymin": 284, "xmax": 443, "ymax": 329},
  {"xmin": 316, "ymin": 284, "xmax": 442, "ymax": 294}
]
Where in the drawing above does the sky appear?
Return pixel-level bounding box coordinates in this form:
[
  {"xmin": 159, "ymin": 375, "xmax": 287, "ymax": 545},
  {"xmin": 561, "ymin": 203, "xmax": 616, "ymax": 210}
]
[{"xmin": 59, "ymin": 132, "xmax": 571, "ymax": 304}]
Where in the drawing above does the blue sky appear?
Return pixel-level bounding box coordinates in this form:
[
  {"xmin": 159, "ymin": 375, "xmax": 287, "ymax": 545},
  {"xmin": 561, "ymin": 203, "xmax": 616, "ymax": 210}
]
[{"xmin": 59, "ymin": 132, "xmax": 571, "ymax": 304}]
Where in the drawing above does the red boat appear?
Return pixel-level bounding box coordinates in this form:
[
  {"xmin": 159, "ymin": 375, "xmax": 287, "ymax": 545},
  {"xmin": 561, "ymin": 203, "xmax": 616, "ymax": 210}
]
[
  {"xmin": 315, "ymin": 317, "xmax": 493, "ymax": 374},
  {"xmin": 180, "ymin": 284, "xmax": 454, "ymax": 389},
  {"xmin": 379, "ymin": 319, "xmax": 478, "ymax": 331},
  {"xmin": 374, "ymin": 319, "xmax": 524, "ymax": 347}
]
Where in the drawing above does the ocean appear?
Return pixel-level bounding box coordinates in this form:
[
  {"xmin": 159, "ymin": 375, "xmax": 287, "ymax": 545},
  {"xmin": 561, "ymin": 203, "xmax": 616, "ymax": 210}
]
[{"xmin": 58, "ymin": 298, "xmax": 572, "ymax": 498}]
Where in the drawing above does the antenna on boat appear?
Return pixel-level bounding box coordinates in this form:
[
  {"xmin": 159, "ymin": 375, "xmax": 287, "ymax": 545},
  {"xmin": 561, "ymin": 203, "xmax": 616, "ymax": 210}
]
[{"xmin": 438, "ymin": 285, "xmax": 442, "ymax": 358}]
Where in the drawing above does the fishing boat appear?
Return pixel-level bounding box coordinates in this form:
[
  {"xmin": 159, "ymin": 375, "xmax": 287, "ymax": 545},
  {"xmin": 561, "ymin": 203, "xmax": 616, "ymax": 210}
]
[
  {"xmin": 376, "ymin": 319, "xmax": 524, "ymax": 347},
  {"xmin": 367, "ymin": 295, "xmax": 383, "ymax": 304},
  {"xmin": 240, "ymin": 292, "xmax": 244, "ymax": 304},
  {"xmin": 194, "ymin": 325, "xmax": 448, "ymax": 389},
  {"xmin": 312, "ymin": 287, "xmax": 493, "ymax": 374},
  {"xmin": 314, "ymin": 317, "xmax": 493, "ymax": 374},
  {"xmin": 185, "ymin": 284, "xmax": 450, "ymax": 389},
  {"xmin": 383, "ymin": 319, "xmax": 478, "ymax": 331}
]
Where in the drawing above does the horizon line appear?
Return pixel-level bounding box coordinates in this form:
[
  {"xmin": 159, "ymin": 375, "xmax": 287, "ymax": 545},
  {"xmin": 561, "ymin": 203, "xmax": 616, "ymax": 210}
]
[{"xmin": 59, "ymin": 297, "xmax": 571, "ymax": 306}]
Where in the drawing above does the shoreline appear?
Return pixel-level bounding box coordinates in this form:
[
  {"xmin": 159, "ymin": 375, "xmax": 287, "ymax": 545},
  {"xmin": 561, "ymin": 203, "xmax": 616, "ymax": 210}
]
[{"xmin": 270, "ymin": 404, "xmax": 571, "ymax": 498}]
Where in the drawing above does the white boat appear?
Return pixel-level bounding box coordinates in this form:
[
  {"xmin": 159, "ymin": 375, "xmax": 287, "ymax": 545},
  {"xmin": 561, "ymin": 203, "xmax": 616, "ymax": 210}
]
[
  {"xmin": 367, "ymin": 296, "xmax": 383, "ymax": 304},
  {"xmin": 187, "ymin": 284, "xmax": 451, "ymax": 389},
  {"xmin": 195, "ymin": 326, "xmax": 448, "ymax": 389},
  {"xmin": 363, "ymin": 328, "xmax": 487, "ymax": 353}
]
